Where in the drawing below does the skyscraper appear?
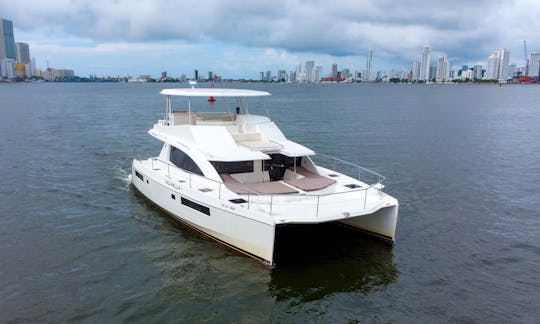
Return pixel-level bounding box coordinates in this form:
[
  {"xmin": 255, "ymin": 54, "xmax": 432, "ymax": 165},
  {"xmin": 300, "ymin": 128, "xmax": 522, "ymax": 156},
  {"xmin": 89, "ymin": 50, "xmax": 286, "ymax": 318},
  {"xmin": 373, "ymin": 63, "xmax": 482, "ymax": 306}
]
[
  {"xmin": 420, "ymin": 45, "xmax": 431, "ymax": 82},
  {"xmin": 364, "ymin": 49, "xmax": 373, "ymax": 81},
  {"xmin": 436, "ymin": 57, "xmax": 449, "ymax": 82},
  {"xmin": 497, "ymin": 48, "xmax": 510, "ymax": 81},
  {"xmin": 473, "ymin": 65, "xmax": 483, "ymax": 80},
  {"xmin": 15, "ymin": 42, "xmax": 30, "ymax": 63},
  {"xmin": 305, "ymin": 61, "xmax": 314, "ymax": 82},
  {"xmin": 295, "ymin": 64, "xmax": 302, "ymax": 81},
  {"xmin": 527, "ymin": 52, "xmax": 540, "ymax": 77},
  {"xmin": 315, "ymin": 66, "xmax": 322, "ymax": 82},
  {"xmin": 486, "ymin": 52, "xmax": 499, "ymax": 80},
  {"xmin": 485, "ymin": 49, "xmax": 510, "ymax": 81},
  {"xmin": 277, "ymin": 70, "xmax": 286, "ymax": 81},
  {"xmin": 0, "ymin": 18, "xmax": 16, "ymax": 60},
  {"xmin": 411, "ymin": 61, "xmax": 421, "ymax": 81},
  {"xmin": 331, "ymin": 63, "xmax": 337, "ymax": 78}
]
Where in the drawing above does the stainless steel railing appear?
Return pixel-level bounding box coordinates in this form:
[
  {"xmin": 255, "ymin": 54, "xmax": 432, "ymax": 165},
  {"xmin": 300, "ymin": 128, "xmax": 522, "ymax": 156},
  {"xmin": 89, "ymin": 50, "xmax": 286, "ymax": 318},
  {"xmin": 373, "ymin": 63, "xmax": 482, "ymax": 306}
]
[
  {"xmin": 141, "ymin": 155, "xmax": 386, "ymax": 218},
  {"xmin": 314, "ymin": 153, "xmax": 385, "ymax": 186}
]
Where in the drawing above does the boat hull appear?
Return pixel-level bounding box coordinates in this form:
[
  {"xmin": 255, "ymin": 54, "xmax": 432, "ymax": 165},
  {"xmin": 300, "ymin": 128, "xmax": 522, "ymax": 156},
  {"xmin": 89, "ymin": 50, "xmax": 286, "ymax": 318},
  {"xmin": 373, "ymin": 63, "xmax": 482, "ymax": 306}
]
[
  {"xmin": 339, "ymin": 204, "xmax": 398, "ymax": 242},
  {"xmin": 131, "ymin": 162, "xmax": 277, "ymax": 266}
]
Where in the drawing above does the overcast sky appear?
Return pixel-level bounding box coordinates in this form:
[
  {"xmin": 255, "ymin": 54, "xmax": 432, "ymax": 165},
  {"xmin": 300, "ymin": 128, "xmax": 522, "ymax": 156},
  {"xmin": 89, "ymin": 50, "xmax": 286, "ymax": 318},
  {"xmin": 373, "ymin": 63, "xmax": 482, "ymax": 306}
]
[{"xmin": 2, "ymin": 0, "xmax": 540, "ymax": 78}]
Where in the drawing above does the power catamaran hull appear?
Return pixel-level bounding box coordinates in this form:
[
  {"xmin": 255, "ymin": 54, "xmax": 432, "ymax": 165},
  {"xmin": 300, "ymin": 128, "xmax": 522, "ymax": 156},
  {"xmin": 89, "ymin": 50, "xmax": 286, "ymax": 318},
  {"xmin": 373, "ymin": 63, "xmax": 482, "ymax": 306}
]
[
  {"xmin": 130, "ymin": 87, "xmax": 399, "ymax": 267},
  {"xmin": 132, "ymin": 159, "xmax": 397, "ymax": 267}
]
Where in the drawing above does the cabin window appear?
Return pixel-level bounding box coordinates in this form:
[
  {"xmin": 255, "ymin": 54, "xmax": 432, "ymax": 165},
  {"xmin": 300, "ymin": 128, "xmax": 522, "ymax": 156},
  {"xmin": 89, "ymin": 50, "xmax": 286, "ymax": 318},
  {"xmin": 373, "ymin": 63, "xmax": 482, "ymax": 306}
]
[
  {"xmin": 170, "ymin": 146, "xmax": 203, "ymax": 176},
  {"xmin": 210, "ymin": 161, "xmax": 254, "ymax": 174},
  {"xmin": 135, "ymin": 170, "xmax": 144, "ymax": 181},
  {"xmin": 181, "ymin": 197, "xmax": 210, "ymax": 215}
]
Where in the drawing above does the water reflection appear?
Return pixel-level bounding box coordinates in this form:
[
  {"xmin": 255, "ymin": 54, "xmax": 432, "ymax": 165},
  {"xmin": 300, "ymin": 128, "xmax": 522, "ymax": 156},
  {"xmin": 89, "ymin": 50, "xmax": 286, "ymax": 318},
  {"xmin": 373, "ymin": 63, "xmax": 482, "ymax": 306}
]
[{"xmin": 269, "ymin": 223, "xmax": 397, "ymax": 302}]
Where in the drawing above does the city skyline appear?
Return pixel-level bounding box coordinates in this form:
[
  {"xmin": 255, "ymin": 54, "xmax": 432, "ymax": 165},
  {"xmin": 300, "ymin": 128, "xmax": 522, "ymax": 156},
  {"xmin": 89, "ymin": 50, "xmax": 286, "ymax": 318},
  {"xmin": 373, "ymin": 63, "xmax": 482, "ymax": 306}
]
[{"xmin": 2, "ymin": 1, "xmax": 540, "ymax": 79}]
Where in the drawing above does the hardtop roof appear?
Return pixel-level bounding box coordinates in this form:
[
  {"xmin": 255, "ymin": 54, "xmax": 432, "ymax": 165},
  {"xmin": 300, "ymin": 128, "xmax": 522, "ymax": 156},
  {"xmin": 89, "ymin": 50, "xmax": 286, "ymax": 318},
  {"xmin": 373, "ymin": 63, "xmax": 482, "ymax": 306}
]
[{"xmin": 160, "ymin": 88, "xmax": 271, "ymax": 97}]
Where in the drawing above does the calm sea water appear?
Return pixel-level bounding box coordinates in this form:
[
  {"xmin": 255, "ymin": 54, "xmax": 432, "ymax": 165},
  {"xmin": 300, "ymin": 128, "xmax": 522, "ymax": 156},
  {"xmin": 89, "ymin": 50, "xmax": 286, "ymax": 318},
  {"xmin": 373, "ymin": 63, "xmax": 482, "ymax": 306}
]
[{"xmin": 1, "ymin": 82, "xmax": 539, "ymax": 322}]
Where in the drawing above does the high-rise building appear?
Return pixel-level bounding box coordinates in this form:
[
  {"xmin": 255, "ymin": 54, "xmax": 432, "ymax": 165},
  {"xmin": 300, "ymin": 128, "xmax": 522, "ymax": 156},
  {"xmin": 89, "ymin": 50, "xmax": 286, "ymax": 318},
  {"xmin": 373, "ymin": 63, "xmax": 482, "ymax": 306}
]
[
  {"xmin": 15, "ymin": 42, "xmax": 30, "ymax": 63},
  {"xmin": 0, "ymin": 19, "xmax": 16, "ymax": 60},
  {"xmin": 420, "ymin": 45, "xmax": 431, "ymax": 81},
  {"xmin": 295, "ymin": 64, "xmax": 302, "ymax": 81},
  {"xmin": 436, "ymin": 57, "xmax": 449, "ymax": 82},
  {"xmin": 497, "ymin": 48, "xmax": 510, "ymax": 81},
  {"xmin": 260, "ymin": 72, "xmax": 265, "ymax": 81},
  {"xmin": 507, "ymin": 64, "xmax": 516, "ymax": 78},
  {"xmin": 266, "ymin": 70, "xmax": 271, "ymax": 82},
  {"xmin": 286, "ymin": 71, "xmax": 294, "ymax": 82},
  {"xmin": 527, "ymin": 52, "xmax": 540, "ymax": 77},
  {"xmin": 473, "ymin": 64, "xmax": 483, "ymax": 79},
  {"xmin": 277, "ymin": 70, "xmax": 286, "ymax": 81},
  {"xmin": 364, "ymin": 49, "xmax": 373, "ymax": 81},
  {"xmin": 305, "ymin": 61, "xmax": 314, "ymax": 82},
  {"xmin": 315, "ymin": 66, "xmax": 322, "ymax": 82},
  {"xmin": 26, "ymin": 57, "xmax": 36, "ymax": 77},
  {"xmin": 0, "ymin": 58, "xmax": 15, "ymax": 78},
  {"xmin": 429, "ymin": 65, "xmax": 437, "ymax": 81},
  {"xmin": 194, "ymin": 69, "xmax": 198, "ymax": 80},
  {"xmin": 331, "ymin": 63, "xmax": 337, "ymax": 78},
  {"xmin": 460, "ymin": 65, "xmax": 468, "ymax": 76},
  {"xmin": 485, "ymin": 49, "xmax": 510, "ymax": 81},
  {"xmin": 341, "ymin": 68, "xmax": 350, "ymax": 80},
  {"xmin": 486, "ymin": 52, "xmax": 499, "ymax": 80},
  {"xmin": 411, "ymin": 61, "xmax": 421, "ymax": 81}
]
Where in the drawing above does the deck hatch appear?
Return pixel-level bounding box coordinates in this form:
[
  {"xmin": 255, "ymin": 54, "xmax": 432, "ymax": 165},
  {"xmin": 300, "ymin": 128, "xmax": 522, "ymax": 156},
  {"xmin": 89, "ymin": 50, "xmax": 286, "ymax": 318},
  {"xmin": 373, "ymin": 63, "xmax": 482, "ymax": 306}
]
[
  {"xmin": 229, "ymin": 198, "xmax": 247, "ymax": 204},
  {"xmin": 181, "ymin": 197, "xmax": 210, "ymax": 215},
  {"xmin": 344, "ymin": 184, "xmax": 361, "ymax": 189}
]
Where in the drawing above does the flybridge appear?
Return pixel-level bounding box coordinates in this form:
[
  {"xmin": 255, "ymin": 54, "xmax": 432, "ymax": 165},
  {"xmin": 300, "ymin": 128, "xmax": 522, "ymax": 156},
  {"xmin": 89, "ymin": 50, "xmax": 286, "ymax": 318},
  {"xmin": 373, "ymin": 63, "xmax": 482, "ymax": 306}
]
[{"xmin": 160, "ymin": 87, "xmax": 271, "ymax": 127}]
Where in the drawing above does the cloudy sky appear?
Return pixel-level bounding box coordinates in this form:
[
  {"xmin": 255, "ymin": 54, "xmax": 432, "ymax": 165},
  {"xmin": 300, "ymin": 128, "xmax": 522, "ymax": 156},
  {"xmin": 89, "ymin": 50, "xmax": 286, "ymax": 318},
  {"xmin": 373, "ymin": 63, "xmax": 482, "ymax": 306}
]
[{"xmin": 2, "ymin": 0, "xmax": 540, "ymax": 78}]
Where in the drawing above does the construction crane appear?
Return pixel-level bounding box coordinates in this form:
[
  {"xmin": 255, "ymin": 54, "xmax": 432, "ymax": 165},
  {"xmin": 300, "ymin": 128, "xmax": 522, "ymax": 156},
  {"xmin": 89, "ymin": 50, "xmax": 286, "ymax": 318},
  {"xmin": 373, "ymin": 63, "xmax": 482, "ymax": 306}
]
[{"xmin": 523, "ymin": 40, "xmax": 528, "ymax": 76}]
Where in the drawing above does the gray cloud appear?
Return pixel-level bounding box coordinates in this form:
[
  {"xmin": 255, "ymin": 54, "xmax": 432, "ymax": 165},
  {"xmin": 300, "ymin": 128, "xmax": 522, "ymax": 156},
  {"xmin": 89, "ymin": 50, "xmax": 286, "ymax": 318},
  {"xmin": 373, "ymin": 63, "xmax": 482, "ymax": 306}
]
[{"xmin": 2, "ymin": 0, "xmax": 539, "ymax": 69}]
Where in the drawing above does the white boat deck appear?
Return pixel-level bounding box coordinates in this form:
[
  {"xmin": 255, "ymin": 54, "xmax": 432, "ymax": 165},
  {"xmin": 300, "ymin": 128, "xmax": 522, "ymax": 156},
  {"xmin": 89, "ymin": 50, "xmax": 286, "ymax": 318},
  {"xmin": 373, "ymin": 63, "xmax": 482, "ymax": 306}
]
[{"xmin": 138, "ymin": 158, "xmax": 392, "ymax": 224}]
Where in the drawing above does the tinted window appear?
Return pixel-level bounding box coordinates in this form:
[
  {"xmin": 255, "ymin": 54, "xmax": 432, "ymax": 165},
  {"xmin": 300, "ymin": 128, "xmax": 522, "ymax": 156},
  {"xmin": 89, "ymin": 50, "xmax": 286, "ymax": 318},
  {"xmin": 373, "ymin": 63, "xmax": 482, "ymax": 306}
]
[
  {"xmin": 170, "ymin": 146, "xmax": 203, "ymax": 176},
  {"xmin": 181, "ymin": 197, "xmax": 210, "ymax": 215},
  {"xmin": 211, "ymin": 161, "xmax": 254, "ymax": 174}
]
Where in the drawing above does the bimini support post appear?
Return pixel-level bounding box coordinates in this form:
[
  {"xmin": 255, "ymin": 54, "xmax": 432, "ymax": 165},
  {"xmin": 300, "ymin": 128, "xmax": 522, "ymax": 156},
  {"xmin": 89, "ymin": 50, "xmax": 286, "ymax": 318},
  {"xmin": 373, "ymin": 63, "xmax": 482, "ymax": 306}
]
[
  {"xmin": 166, "ymin": 95, "xmax": 172, "ymax": 124},
  {"xmin": 188, "ymin": 97, "xmax": 192, "ymax": 125}
]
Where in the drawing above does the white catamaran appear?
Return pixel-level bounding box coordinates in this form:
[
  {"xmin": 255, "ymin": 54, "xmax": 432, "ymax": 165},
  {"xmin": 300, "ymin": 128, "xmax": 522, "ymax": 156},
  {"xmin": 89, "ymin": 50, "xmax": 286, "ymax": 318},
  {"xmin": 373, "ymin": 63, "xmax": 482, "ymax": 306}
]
[{"xmin": 131, "ymin": 87, "xmax": 398, "ymax": 267}]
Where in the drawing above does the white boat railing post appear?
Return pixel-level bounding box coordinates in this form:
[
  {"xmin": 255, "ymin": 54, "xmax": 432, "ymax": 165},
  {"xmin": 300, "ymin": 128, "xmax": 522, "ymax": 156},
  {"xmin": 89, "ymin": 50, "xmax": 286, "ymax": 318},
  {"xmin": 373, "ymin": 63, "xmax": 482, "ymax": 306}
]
[
  {"xmin": 247, "ymin": 192, "xmax": 250, "ymax": 209},
  {"xmin": 316, "ymin": 195, "xmax": 320, "ymax": 217},
  {"xmin": 189, "ymin": 173, "xmax": 192, "ymax": 188},
  {"xmin": 269, "ymin": 194, "xmax": 273, "ymax": 216},
  {"xmin": 364, "ymin": 189, "xmax": 368, "ymax": 209},
  {"xmin": 218, "ymin": 183, "xmax": 221, "ymax": 199}
]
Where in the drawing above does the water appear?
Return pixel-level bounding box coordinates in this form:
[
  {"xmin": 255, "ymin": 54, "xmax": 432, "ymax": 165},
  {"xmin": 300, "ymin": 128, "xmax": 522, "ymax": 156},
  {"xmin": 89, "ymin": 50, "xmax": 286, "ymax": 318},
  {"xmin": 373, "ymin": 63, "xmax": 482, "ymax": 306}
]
[{"xmin": 1, "ymin": 82, "xmax": 539, "ymax": 322}]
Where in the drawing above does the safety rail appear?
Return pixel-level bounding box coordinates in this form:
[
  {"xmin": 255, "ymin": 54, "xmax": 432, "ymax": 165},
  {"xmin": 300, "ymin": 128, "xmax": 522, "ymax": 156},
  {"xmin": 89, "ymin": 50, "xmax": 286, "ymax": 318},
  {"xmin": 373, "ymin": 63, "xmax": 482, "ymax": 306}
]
[
  {"xmin": 314, "ymin": 153, "xmax": 385, "ymax": 186},
  {"xmin": 142, "ymin": 156, "xmax": 386, "ymax": 218}
]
